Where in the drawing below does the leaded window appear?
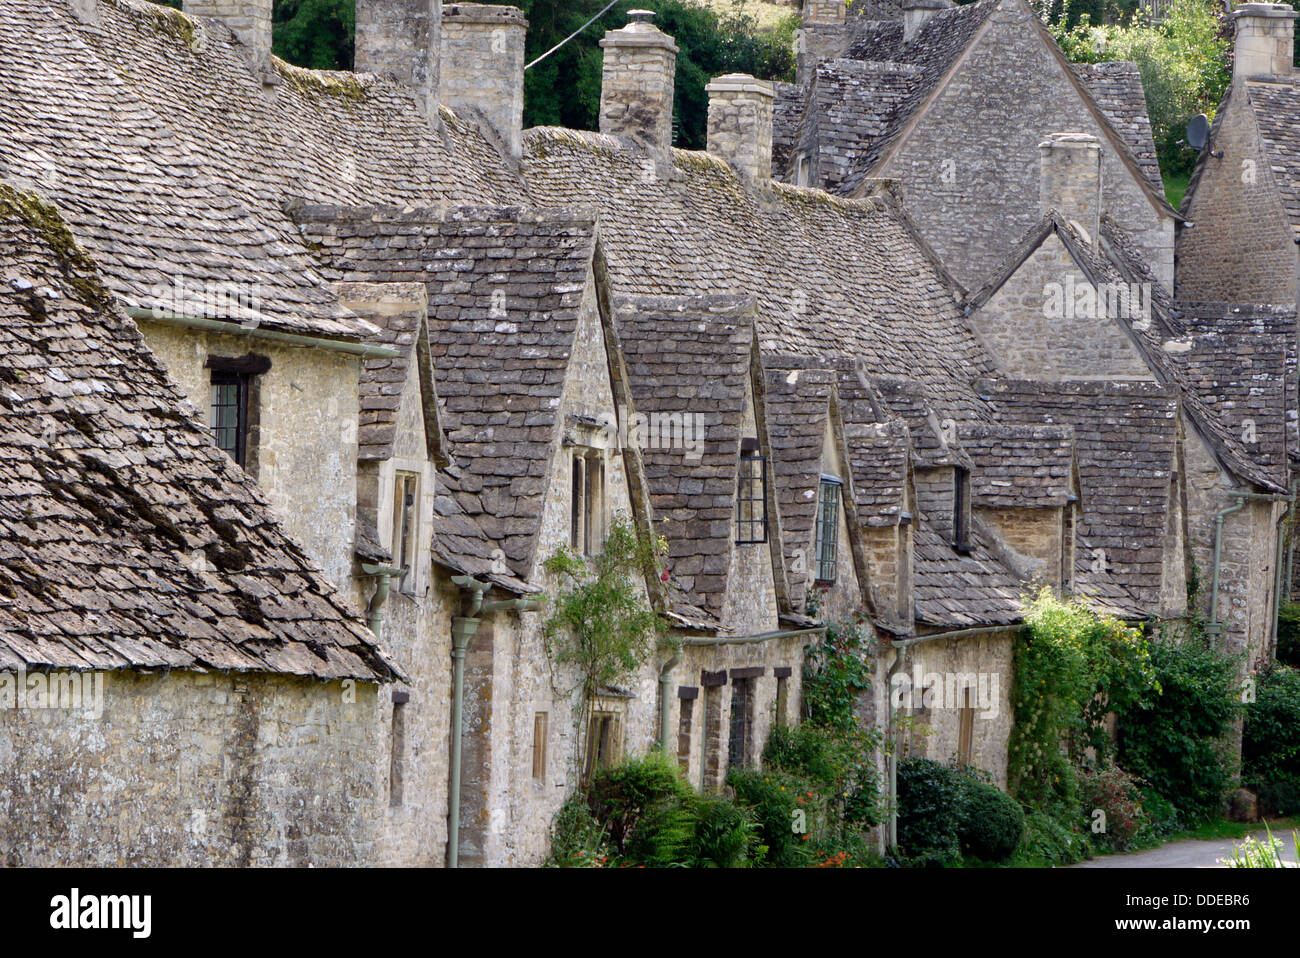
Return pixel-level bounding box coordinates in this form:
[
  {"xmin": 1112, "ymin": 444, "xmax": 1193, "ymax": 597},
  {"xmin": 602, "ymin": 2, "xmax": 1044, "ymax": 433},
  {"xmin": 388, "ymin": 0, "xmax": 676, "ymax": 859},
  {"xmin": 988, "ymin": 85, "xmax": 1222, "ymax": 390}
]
[
  {"xmin": 815, "ymin": 476, "xmax": 841, "ymax": 585},
  {"xmin": 736, "ymin": 437, "xmax": 767, "ymax": 543}
]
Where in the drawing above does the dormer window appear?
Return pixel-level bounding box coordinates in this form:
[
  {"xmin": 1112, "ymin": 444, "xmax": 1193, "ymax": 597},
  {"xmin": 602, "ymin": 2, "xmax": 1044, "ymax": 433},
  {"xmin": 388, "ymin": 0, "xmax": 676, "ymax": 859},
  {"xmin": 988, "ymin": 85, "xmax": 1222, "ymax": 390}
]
[
  {"xmin": 795, "ymin": 151, "xmax": 811, "ymax": 187},
  {"xmin": 570, "ymin": 450, "xmax": 606, "ymax": 556},
  {"xmin": 953, "ymin": 467, "xmax": 971, "ymax": 553},
  {"xmin": 735, "ymin": 437, "xmax": 767, "ymax": 544},
  {"xmin": 815, "ymin": 476, "xmax": 841, "ymax": 585},
  {"xmin": 1061, "ymin": 502, "xmax": 1075, "ymax": 594}
]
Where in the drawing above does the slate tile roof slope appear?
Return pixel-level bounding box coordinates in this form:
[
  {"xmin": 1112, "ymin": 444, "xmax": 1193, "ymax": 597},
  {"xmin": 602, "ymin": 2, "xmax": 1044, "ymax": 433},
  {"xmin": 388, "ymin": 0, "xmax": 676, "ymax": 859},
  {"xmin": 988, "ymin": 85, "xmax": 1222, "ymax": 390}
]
[
  {"xmin": 976, "ymin": 378, "xmax": 1178, "ymax": 614},
  {"xmin": 760, "ymin": 361, "xmax": 837, "ymax": 595},
  {"xmin": 0, "ymin": 0, "xmax": 527, "ymax": 338},
  {"xmin": 872, "ymin": 375, "xmax": 973, "ymax": 468},
  {"xmin": 1226, "ymin": 79, "xmax": 1300, "ymax": 240},
  {"xmin": 793, "ymin": 58, "xmax": 923, "ymax": 191},
  {"xmin": 291, "ymin": 203, "xmax": 598, "ymax": 583},
  {"xmin": 521, "ymin": 129, "xmax": 998, "ymax": 425},
  {"xmin": 352, "ymin": 294, "xmax": 445, "ymax": 465},
  {"xmin": 957, "ymin": 423, "xmax": 1077, "ymax": 508},
  {"xmin": 771, "ymin": 81, "xmax": 806, "ymax": 184},
  {"xmin": 1070, "ymin": 62, "xmax": 1164, "ymax": 193},
  {"xmin": 843, "ymin": 420, "xmax": 912, "ymax": 527},
  {"xmin": 614, "ymin": 296, "xmax": 755, "ymax": 620},
  {"xmin": 828, "ymin": 0, "xmax": 1001, "ymax": 189},
  {"xmin": 912, "ymin": 521, "xmax": 1028, "ymax": 628},
  {"xmin": 1175, "ymin": 302, "xmax": 1295, "ymax": 475},
  {"xmin": 0, "ymin": 184, "xmax": 396, "ymax": 681}
]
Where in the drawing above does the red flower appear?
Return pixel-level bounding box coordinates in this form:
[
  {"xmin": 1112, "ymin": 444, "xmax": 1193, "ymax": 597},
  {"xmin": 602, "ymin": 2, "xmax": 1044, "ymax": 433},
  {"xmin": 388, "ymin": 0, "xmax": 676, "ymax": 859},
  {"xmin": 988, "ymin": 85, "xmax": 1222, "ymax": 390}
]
[{"xmin": 660, "ymin": 570, "xmax": 670, "ymax": 582}]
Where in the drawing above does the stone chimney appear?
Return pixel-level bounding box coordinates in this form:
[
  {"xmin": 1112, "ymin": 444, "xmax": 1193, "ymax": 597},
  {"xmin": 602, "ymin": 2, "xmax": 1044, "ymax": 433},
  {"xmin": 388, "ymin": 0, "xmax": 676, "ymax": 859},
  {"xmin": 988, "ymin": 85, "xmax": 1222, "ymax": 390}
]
[
  {"xmin": 355, "ymin": 0, "xmax": 442, "ymax": 119},
  {"xmin": 599, "ymin": 11, "xmax": 679, "ymax": 152},
  {"xmin": 440, "ymin": 4, "xmax": 528, "ymax": 158},
  {"xmin": 184, "ymin": 0, "xmax": 272, "ymax": 72},
  {"xmin": 1232, "ymin": 2, "xmax": 1296, "ymax": 81},
  {"xmin": 706, "ymin": 74, "xmax": 775, "ymax": 184},
  {"xmin": 1039, "ymin": 133, "xmax": 1102, "ymax": 245},
  {"xmin": 803, "ymin": 0, "xmax": 846, "ymax": 24},
  {"xmin": 902, "ymin": 0, "xmax": 952, "ymax": 44}
]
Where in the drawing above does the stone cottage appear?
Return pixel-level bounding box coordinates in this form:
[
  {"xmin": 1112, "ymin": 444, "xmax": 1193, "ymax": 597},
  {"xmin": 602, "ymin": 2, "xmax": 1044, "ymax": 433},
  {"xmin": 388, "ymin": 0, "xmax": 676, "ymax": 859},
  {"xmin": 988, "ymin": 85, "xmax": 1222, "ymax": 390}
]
[
  {"xmin": 0, "ymin": 0, "xmax": 1293, "ymax": 867},
  {"xmin": 777, "ymin": 0, "xmax": 1180, "ymax": 291}
]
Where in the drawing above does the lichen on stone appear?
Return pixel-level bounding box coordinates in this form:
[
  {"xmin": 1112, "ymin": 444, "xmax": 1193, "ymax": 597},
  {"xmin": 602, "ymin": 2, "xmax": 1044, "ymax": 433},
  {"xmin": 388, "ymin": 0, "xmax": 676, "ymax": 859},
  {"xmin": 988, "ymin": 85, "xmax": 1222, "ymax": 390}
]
[{"xmin": 275, "ymin": 61, "xmax": 369, "ymax": 103}]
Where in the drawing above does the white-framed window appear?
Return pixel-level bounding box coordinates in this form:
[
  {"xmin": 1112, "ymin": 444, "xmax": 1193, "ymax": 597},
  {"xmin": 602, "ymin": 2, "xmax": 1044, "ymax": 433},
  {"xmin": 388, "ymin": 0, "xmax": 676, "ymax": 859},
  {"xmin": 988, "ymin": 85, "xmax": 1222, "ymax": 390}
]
[{"xmin": 392, "ymin": 471, "xmax": 419, "ymax": 592}]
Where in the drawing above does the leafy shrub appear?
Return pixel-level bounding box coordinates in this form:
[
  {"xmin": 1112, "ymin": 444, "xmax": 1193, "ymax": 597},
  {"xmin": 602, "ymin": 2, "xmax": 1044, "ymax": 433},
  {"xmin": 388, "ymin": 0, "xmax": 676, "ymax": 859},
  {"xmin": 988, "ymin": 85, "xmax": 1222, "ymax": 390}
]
[
  {"xmin": 544, "ymin": 792, "xmax": 608, "ymax": 867},
  {"xmin": 1277, "ymin": 601, "xmax": 1300, "ymax": 667},
  {"xmin": 1013, "ymin": 810, "xmax": 1092, "ymax": 867},
  {"xmin": 588, "ymin": 750, "xmax": 693, "ymax": 856},
  {"xmin": 1078, "ymin": 762, "xmax": 1149, "ymax": 851},
  {"xmin": 763, "ymin": 722, "xmax": 882, "ymax": 828},
  {"xmin": 801, "ymin": 618, "xmax": 875, "ymax": 732},
  {"xmin": 728, "ymin": 767, "xmax": 815, "ymax": 868},
  {"xmin": 1243, "ymin": 665, "xmax": 1300, "ymax": 815},
  {"xmin": 959, "ymin": 778, "xmax": 1025, "ymax": 862},
  {"xmin": 690, "ymin": 795, "xmax": 759, "ymax": 868},
  {"xmin": 896, "ymin": 758, "xmax": 964, "ymax": 866},
  {"xmin": 1133, "ymin": 786, "xmax": 1181, "ymax": 845},
  {"xmin": 1114, "ymin": 630, "xmax": 1239, "ymax": 825}
]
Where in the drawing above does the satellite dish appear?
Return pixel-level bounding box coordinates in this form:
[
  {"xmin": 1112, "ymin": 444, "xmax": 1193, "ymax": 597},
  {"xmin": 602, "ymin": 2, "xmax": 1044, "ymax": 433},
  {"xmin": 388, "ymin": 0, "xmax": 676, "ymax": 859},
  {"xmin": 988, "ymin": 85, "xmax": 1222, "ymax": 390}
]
[{"xmin": 1186, "ymin": 114, "xmax": 1210, "ymax": 152}]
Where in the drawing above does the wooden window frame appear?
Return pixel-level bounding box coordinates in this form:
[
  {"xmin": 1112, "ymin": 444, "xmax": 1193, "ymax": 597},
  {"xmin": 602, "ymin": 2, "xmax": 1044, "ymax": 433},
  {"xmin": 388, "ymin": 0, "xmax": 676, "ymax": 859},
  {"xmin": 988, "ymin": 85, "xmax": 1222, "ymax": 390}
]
[
  {"xmin": 815, "ymin": 476, "xmax": 841, "ymax": 586},
  {"xmin": 735, "ymin": 437, "xmax": 767, "ymax": 544},
  {"xmin": 392, "ymin": 471, "xmax": 420, "ymax": 593}
]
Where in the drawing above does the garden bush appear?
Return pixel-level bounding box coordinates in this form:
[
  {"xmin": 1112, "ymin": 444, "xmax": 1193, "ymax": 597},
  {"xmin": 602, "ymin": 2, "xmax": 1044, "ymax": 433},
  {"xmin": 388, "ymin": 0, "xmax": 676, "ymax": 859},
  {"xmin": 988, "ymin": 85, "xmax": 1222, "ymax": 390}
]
[
  {"xmin": 1243, "ymin": 665, "xmax": 1300, "ymax": 815},
  {"xmin": 958, "ymin": 778, "xmax": 1025, "ymax": 862},
  {"xmin": 896, "ymin": 758, "xmax": 964, "ymax": 865},
  {"xmin": 588, "ymin": 750, "xmax": 694, "ymax": 857},
  {"xmin": 1077, "ymin": 762, "xmax": 1149, "ymax": 851}
]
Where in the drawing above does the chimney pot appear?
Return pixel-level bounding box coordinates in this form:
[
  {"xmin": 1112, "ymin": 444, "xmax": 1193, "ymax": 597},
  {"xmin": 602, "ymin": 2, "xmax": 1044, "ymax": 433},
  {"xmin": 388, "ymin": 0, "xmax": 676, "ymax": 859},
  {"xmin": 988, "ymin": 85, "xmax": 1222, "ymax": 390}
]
[
  {"xmin": 1232, "ymin": 2, "xmax": 1297, "ymax": 81},
  {"xmin": 355, "ymin": 0, "xmax": 442, "ymax": 120},
  {"xmin": 598, "ymin": 14, "xmax": 679, "ymax": 152},
  {"xmin": 1039, "ymin": 133, "xmax": 1102, "ymax": 245},
  {"xmin": 440, "ymin": 4, "xmax": 528, "ymax": 158},
  {"xmin": 706, "ymin": 73, "xmax": 775, "ymax": 184}
]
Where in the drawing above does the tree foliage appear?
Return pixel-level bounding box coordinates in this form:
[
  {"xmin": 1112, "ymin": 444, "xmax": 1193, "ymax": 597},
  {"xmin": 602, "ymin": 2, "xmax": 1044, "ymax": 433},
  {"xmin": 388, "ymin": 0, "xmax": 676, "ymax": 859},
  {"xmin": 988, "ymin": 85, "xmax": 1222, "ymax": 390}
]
[{"xmin": 1046, "ymin": 0, "xmax": 1231, "ymax": 181}]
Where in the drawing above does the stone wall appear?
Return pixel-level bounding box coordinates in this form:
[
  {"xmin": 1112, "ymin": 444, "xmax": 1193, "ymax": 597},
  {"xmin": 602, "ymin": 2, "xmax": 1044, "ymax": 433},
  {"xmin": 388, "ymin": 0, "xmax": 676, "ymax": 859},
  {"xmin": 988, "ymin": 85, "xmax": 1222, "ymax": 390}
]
[
  {"xmin": 185, "ymin": 0, "xmax": 272, "ymax": 66},
  {"xmin": 881, "ymin": 631, "xmax": 1017, "ymax": 788},
  {"xmin": 0, "ymin": 670, "xmax": 380, "ymax": 866},
  {"xmin": 137, "ymin": 322, "xmax": 361, "ymax": 591},
  {"xmin": 1175, "ymin": 81, "xmax": 1298, "ymax": 305},
  {"xmin": 976, "ymin": 505, "xmax": 1066, "ymax": 589},
  {"xmin": 878, "ymin": 0, "xmax": 1174, "ymax": 290},
  {"xmin": 707, "ymin": 74, "xmax": 776, "ymax": 183}
]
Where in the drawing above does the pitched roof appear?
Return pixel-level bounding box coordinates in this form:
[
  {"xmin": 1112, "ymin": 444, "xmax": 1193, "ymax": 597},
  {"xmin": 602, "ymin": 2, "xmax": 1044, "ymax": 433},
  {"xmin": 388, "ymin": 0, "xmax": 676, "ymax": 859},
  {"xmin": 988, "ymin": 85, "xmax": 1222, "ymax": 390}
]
[
  {"xmin": 0, "ymin": 184, "xmax": 396, "ymax": 681},
  {"xmin": 976, "ymin": 377, "xmax": 1178, "ymax": 613},
  {"xmin": 1225, "ymin": 77, "xmax": 1300, "ymax": 240},
  {"xmin": 521, "ymin": 129, "xmax": 998, "ymax": 426},
  {"xmin": 760, "ymin": 360, "xmax": 838, "ymax": 597},
  {"xmin": 1070, "ymin": 61, "xmax": 1164, "ymax": 193},
  {"xmin": 968, "ymin": 210, "xmax": 1289, "ymax": 491},
  {"xmin": 0, "ymin": 0, "xmax": 527, "ymax": 339},
  {"xmin": 615, "ymin": 295, "xmax": 756, "ymax": 621},
  {"xmin": 957, "ymin": 423, "xmax": 1077, "ymax": 509},
  {"xmin": 806, "ymin": 0, "xmax": 1174, "ymax": 217},
  {"xmin": 912, "ymin": 521, "xmax": 1029, "ymax": 628},
  {"xmin": 291, "ymin": 203, "xmax": 599, "ymax": 583}
]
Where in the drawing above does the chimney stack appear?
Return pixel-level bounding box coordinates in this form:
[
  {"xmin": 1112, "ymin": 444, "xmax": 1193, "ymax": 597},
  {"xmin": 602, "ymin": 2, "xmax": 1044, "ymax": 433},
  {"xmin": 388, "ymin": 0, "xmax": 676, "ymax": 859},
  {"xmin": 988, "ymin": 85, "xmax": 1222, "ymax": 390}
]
[
  {"xmin": 802, "ymin": 0, "xmax": 846, "ymax": 25},
  {"xmin": 440, "ymin": 4, "xmax": 528, "ymax": 158},
  {"xmin": 1232, "ymin": 3, "xmax": 1296, "ymax": 81},
  {"xmin": 706, "ymin": 74, "xmax": 775, "ymax": 184},
  {"xmin": 902, "ymin": 0, "xmax": 952, "ymax": 44},
  {"xmin": 599, "ymin": 11, "xmax": 679, "ymax": 152},
  {"xmin": 355, "ymin": 0, "xmax": 442, "ymax": 120},
  {"xmin": 1039, "ymin": 133, "xmax": 1102, "ymax": 245},
  {"xmin": 184, "ymin": 0, "xmax": 272, "ymax": 73}
]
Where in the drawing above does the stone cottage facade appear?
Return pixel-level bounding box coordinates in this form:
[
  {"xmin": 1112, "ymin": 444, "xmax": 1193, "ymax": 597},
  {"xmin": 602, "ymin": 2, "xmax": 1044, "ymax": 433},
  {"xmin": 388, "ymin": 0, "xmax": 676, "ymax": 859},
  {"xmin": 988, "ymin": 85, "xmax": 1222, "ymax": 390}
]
[{"xmin": 0, "ymin": 0, "xmax": 1292, "ymax": 866}]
